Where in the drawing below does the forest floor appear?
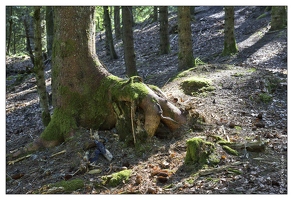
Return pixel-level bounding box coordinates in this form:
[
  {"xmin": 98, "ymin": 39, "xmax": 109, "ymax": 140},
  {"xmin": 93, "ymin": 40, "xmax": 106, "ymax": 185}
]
[{"xmin": 5, "ymin": 6, "xmax": 288, "ymax": 194}]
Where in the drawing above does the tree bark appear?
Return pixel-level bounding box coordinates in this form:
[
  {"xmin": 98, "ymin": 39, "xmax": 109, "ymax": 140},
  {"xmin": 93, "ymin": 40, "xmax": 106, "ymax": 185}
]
[
  {"xmin": 46, "ymin": 6, "xmax": 54, "ymax": 59},
  {"xmin": 13, "ymin": 6, "xmax": 186, "ymax": 157},
  {"xmin": 178, "ymin": 6, "xmax": 194, "ymax": 71},
  {"xmin": 6, "ymin": 6, "xmax": 13, "ymax": 55},
  {"xmin": 103, "ymin": 6, "xmax": 118, "ymax": 59},
  {"xmin": 23, "ymin": 14, "xmax": 34, "ymax": 65},
  {"xmin": 153, "ymin": 6, "xmax": 158, "ymax": 22},
  {"xmin": 33, "ymin": 6, "xmax": 51, "ymax": 127},
  {"xmin": 270, "ymin": 6, "xmax": 287, "ymax": 31},
  {"xmin": 159, "ymin": 6, "xmax": 170, "ymax": 54},
  {"xmin": 222, "ymin": 6, "xmax": 238, "ymax": 56},
  {"xmin": 114, "ymin": 6, "xmax": 121, "ymax": 40},
  {"xmin": 122, "ymin": 6, "xmax": 138, "ymax": 77}
]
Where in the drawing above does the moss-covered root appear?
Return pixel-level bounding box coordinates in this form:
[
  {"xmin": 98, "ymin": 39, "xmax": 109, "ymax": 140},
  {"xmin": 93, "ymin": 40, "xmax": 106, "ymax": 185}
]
[
  {"xmin": 11, "ymin": 108, "xmax": 76, "ymax": 158},
  {"xmin": 185, "ymin": 137, "xmax": 215, "ymax": 165}
]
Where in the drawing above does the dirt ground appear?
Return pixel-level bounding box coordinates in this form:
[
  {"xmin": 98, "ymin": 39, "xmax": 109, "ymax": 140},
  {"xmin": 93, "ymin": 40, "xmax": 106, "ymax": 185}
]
[{"xmin": 6, "ymin": 6, "xmax": 287, "ymax": 194}]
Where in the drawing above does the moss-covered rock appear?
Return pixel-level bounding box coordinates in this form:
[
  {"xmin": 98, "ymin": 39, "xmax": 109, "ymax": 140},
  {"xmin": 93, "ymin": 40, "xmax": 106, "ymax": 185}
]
[
  {"xmin": 180, "ymin": 77, "xmax": 215, "ymax": 95},
  {"xmin": 51, "ymin": 178, "xmax": 84, "ymax": 193},
  {"xmin": 185, "ymin": 137, "xmax": 217, "ymax": 166},
  {"xmin": 102, "ymin": 169, "xmax": 132, "ymax": 187}
]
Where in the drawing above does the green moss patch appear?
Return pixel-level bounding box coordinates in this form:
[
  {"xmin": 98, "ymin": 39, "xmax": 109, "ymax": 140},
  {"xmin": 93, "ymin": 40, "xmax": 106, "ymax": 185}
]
[
  {"xmin": 222, "ymin": 145, "xmax": 239, "ymax": 156},
  {"xmin": 51, "ymin": 178, "xmax": 84, "ymax": 193},
  {"xmin": 102, "ymin": 169, "xmax": 132, "ymax": 187},
  {"xmin": 180, "ymin": 77, "xmax": 215, "ymax": 95},
  {"xmin": 185, "ymin": 137, "xmax": 217, "ymax": 166}
]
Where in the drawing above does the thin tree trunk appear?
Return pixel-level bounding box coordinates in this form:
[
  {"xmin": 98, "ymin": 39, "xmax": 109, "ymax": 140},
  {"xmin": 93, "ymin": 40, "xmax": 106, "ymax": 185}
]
[
  {"xmin": 159, "ymin": 6, "xmax": 170, "ymax": 54},
  {"xmin": 114, "ymin": 6, "xmax": 121, "ymax": 40},
  {"xmin": 178, "ymin": 6, "xmax": 194, "ymax": 71},
  {"xmin": 270, "ymin": 6, "xmax": 287, "ymax": 31},
  {"xmin": 222, "ymin": 6, "xmax": 238, "ymax": 56},
  {"xmin": 103, "ymin": 6, "xmax": 118, "ymax": 59},
  {"xmin": 153, "ymin": 6, "xmax": 158, "ymax": 22},
  {"xmin": 23, "ymin": 15, "xmax": 34, "ymax": 64},
  {"xmin": 6, "ymin": 6, "xmax": 13, "ymax": 55},
  {"xmin": 33, "ymin": 6, "xmax": 51, "ymax": 126},
  {"xmin": 46, "ymin": 6, "xmax": 54, "ymax": 59},
  {"xmin": 122, "ymin": 6, "xmax": 137, "ymax": 77}
]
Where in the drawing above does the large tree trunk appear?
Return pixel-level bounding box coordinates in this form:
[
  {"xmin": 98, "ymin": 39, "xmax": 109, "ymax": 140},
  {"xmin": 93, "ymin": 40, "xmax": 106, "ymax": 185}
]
[
  {"xmin": 159, "ymin": 6, "xmax": 170, "ymax": 54},
  {"xmin": 114, "ymin": 6, "xmax": 121, "ymax": 40},
  {"xmin": 46, "ymin": 6, "xmax": 54, "ymax": 59},
  {"xmin": 103, "ymin": 6, "xmax": 118, "ymax": 59},
  {"xmin": 13, "ymin": 6, "xmax": 186, "ymax": 157},
  {"xmin": 178, "ymin": 6, "xmax": 194, "ymax": 71},
  {"xmin": 122, "ymin": 6, "xmax": 138, "ymax": 77},
  {"xmin": 33, "ymin": 6, "xmax": 51, "ymax": 127},
  {"xmin": 222, "ymin": 6, "xmax": 238, "ymax": 56},
  {"xmin": 270, "ymin": 6, "xmax": 287, "ymax": 31}
]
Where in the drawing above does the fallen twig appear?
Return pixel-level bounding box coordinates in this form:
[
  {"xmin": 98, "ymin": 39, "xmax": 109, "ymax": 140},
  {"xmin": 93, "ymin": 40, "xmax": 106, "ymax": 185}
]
[
  {"xmin": 50, "ymin": 150, "xmax": 66, "ymax": 158},
  {"xmin": 8, "ymin": 154, "xmax": 31, "ymax": 165}
]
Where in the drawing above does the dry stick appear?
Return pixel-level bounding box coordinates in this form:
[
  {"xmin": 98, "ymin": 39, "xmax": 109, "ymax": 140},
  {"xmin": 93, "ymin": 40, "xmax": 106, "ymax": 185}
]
[
  {"xmin": 131, "ymin": 101, "xmax": 136, "ymax": 144},
  {"xmin": 8, "ymin": 154, "xmax": 31, "ymax": 165},
  {"xmin": 50, "ymin": 149, "xmax": 66, "ymax": 158}
]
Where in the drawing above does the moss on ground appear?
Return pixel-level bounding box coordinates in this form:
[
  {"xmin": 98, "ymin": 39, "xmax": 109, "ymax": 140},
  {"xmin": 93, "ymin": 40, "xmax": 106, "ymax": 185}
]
[
  {"xmin": 102, "ymin": 169, "xmax": 132, "ymax": 187},
  {"xmin": 51, "ymin": 178, "xmax": 84, "ymax": 193},
  {"xmin": 180, "ymin": 77, "xmax": 215, "ymax": 95},
  {"xmin": 185, "ymin": 137, "xmax": 217, "ymax": 166}
]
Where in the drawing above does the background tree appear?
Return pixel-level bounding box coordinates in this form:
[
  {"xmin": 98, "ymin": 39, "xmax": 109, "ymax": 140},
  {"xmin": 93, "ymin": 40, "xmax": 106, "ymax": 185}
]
[
  {"xmin": 270, "ymin": 6, "xmax": 287, "ymax": 31},
  {"xmin": 103, "ymin": 6, "xmax": 118, "ymax": 59},
  {"xmin": 153, "ymin": 6, "xmax": 158, "ymax": 22},
  {"xmin": 159, "ymin": 6, "xmax": 170, "ymax": 54},
  {"xmin": 222, "ymin": 6, "xmax": 238, "ymax": 56},
  {"xmin": 122, "ymin": 6, "xmax": 138, "ymax": 77},
  {"xmin": 178, "ymin": 6, "xmax": 194, "ymax": 71},
  {"xmin": 15, "ymin": 6, "xmax": 185, "ymax": 155},
  {"xmin": 114, "ymin": 6, "xmax": 121, "ymax": 40},
  {"xmin": 33, "ymin": 6, "xmax": 51, "ymax": 126},
  {"xmin": 46, "ymin": 6, "xmax": 54, "ymax": 59},
  {"xmin": 6, "ymin": 6, "xmax": 13, "ymax": 55}
]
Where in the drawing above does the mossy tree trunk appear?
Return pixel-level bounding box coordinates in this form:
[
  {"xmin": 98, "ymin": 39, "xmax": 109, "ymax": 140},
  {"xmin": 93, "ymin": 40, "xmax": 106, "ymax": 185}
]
[
  {"xmin": 33, "ymin": 6, "xmax": 51, "ymax": 127},
  {"xmin": 222, "ymin": 6, "xmax": 238, "ymax": 56},
  {"xmin": 159, "ymin": 6, "xmax": 170, "ymax": 55},
  {"xmin": 270, "ymin": 6, "xmax": 287, "ymax": 31},
  {"xmin": 114, "ymin": 6, "xmax": 121, "ymax": 40},
  {"xmin": 14, "ymin": 6, "xmax": 186, "ymax": 156},
  {"xmin": 122, "ymin": 6, "xmax": 138, "ymax": 77},
  {"xmin": 46, "ymin": 6, "xmax": 54, "ymax": 58},
  {"xmin": 103, "ymin": 6, "xmax": 118, "ymax": 59},
  {"xmin": 178, "ymin": 6, "xmax": 194, "ymax": 71}
]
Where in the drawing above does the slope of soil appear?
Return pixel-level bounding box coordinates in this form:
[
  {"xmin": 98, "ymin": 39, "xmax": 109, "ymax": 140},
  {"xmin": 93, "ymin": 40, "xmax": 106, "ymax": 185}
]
[{"xmin": 6, "ymin": 6, "xmax": 287, "ymax": 194}]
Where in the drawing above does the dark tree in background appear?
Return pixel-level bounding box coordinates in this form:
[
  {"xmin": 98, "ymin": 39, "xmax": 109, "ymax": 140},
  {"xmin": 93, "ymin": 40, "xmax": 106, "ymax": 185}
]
[
  {"xmin": 270, "ymin": 6, "xmax": 287, "ymax": 31},
  {"xmin": 178, "ymin": 6, "xmax": 194, "ymax": 71},
  {"xmin": 122, "ymin": 6, "xmax": 137, "ymax": 77},
  {"xmin": 6, "ymin": 6, "xmax": 13, "ymax": 55},
  {"xmin": 103, "ymin": 6, "xmax": 118, "ymax": 59},
  {"xmin": 153, "ymin": 6, "xmax": 158, "ymax": 22},
  {"xmin": 33, "ymin": 6, "xmax": 51, "ymax": 126},
  {"xmin": 46, "ymin": 6, "xmax": 54, "ymax": 58},
  {"xmin": 222, "ymin": 6, "xmax": 238, "ymax": 56},
  {"xmin": 114, "ymin": 6, "xmax": 121, "ymax": 40},
  {"xmin": 159, "ymin": 6, "xmax": 170, "ymax": 54}
]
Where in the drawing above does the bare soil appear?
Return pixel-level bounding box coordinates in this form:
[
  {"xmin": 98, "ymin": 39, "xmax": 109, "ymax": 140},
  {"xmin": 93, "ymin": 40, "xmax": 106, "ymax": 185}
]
[{"xmin": 6, "ymin": 6, "xmax": 287, "ymax": 194}]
